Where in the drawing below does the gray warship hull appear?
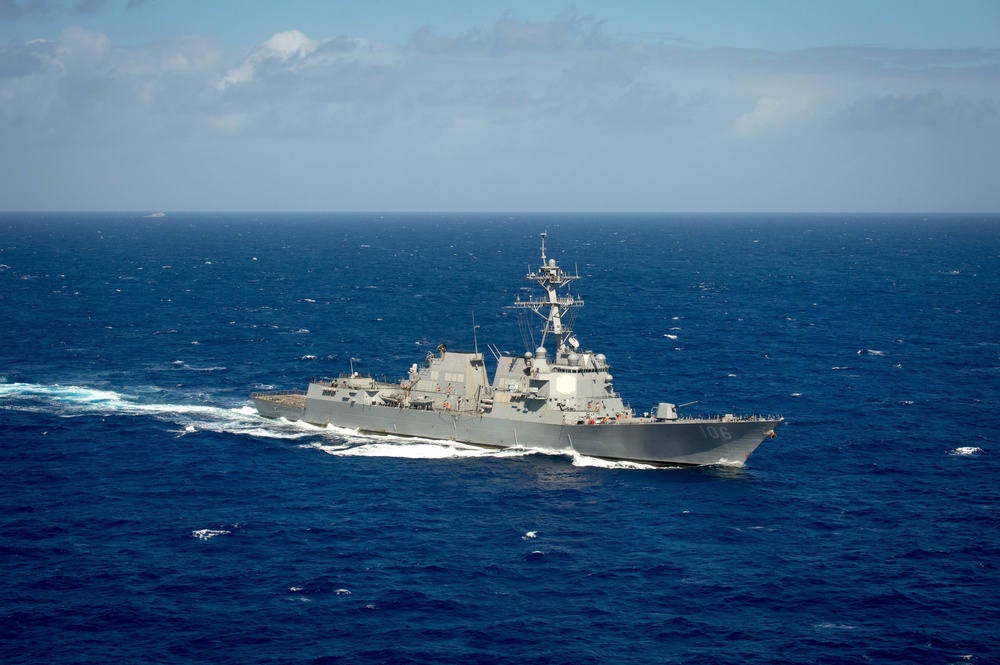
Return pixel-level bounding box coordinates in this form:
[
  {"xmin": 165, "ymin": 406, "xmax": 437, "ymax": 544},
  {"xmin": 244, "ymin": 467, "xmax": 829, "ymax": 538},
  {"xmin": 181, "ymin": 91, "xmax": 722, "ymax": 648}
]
[
  {"xmin": 252, "ymin": 233, "xmax": 782, "ymax": 467},
  {"xmin": 252, "ymin": 387, "xmax": 780, "ymax": 466}
]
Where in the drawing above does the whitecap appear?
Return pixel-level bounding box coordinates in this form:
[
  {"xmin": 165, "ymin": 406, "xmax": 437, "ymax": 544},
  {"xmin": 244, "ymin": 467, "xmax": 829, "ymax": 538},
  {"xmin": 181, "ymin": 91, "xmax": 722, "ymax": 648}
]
[
  {"xmin": 174, "ymin": 363, "xmax": 227, "ymax": 372},
  {"xmin": 522, "ymin": 531, "xmax": 538, "ymax": 540},
  {"xmin": 813, "ymin": 622, "xmax": 857, "ymax": 631},
  {"xmin": 192, "ymin": 529, "xmax": 230, "ymax": 541},
  {"xmin": 334, "ymin": 589, "xmax": 352, "ymax": 595},
  {"xmin": 951, "ymin": 447, "xmax": 984, "ymax": 456}
]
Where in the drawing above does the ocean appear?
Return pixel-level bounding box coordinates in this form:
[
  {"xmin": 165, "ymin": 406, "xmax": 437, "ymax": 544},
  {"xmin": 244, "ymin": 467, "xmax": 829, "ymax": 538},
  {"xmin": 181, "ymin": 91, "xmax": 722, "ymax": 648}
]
[{"xmin": 1, "ymin": 213, "xmax": 997, "ymax": 664}]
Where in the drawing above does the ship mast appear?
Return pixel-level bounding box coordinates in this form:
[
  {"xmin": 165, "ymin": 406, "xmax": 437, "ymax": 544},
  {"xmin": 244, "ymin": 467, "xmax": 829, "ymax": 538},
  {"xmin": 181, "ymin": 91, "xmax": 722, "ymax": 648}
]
[{"xmin": 511, "ymin": 232, "xmax": 584, "ymax": 357}]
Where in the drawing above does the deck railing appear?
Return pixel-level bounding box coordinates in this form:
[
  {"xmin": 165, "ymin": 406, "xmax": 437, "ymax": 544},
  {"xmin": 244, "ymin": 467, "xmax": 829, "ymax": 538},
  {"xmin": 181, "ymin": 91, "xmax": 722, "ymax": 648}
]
[{"xmin": 250, "ymin": 389, "xmax": 307, "ymax": 399}]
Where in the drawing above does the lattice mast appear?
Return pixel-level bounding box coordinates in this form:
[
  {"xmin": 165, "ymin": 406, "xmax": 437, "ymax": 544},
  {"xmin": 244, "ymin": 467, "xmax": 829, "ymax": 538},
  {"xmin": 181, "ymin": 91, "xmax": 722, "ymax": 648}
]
[{"xmin": 511, "ymin": 232, "xmax": 585, "ymax": 356}]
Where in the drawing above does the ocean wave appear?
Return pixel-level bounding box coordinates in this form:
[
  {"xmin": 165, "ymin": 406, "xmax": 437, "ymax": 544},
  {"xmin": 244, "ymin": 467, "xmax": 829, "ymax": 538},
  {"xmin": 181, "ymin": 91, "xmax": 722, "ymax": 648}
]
[
  {"xmin": 950, "ymin": 447, "xmax": 985, "ymax": 456},
  {"xmin": 0, "ymin": 381, "xmax": 309, "ymax": 441},
  {"xmin": 172, "ymin": 362, "xmax": 228, "ymax": 372},
  {"xmin": 0, "ymin": 382, "xmax": 124, "ymax": 405},
  {"xmin": 813, "ymin": 622, "xmax": 858, "ymax": 631},
  {"xmin": 191, "ymin": 529, "xmax": 230, "ymax": 541}
]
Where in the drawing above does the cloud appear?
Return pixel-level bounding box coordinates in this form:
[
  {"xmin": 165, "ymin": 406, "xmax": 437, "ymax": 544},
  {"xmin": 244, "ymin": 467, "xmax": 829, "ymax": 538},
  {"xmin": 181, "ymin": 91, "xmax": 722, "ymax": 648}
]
[
  {"xmin": 74, "ymin": 0, "xmax": 105, "ymax": 14},
  {"xmin": 218, "ymin": 29, "xmax": 318, "ymax": 88},
  {"xmin": 218, "ymin": 29, "xmax": 402, "ymax": 91},
  {"xmin": 832, "ymin": 90, "xmax": 999, "ymax": 130},
  {"xmin": 0, "ymin": 26, "xmax": 222, "ymax": 143},
  {"xmin": 2, "ymin": 0, "xmax": 146, "ymax": 21},
  {"xmin": 0, "ymin": 0, "xmax": 47, "ymax": 21},
  {"xmin": 731, "ymin": 97, "xmax": 785, "ymax": 136},
  {"xmin": 1, "ymin": 0, "xmax": 112, "ymax": 20},
  {"xmin": 1, "ymin": 13, "xmax": 998, "ymax": 211},
  {"xmin": 409, "ymin": 8, "xmax": 606, "ymax": 55}
]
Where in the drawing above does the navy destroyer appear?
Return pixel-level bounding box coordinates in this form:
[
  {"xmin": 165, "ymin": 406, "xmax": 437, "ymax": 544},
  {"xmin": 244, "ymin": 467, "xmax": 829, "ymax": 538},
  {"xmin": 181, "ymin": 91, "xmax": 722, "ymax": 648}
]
[{"xmin": 252, "ymin": 234, "xmax": 782, "ymax": 466}]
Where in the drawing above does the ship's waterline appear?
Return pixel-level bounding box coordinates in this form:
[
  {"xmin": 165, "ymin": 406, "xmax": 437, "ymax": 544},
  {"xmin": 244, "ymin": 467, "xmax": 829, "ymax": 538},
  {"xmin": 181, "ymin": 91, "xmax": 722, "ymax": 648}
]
[{"xmin": 252, "ymin": 233, "xmax": 782, "ymax": 466}]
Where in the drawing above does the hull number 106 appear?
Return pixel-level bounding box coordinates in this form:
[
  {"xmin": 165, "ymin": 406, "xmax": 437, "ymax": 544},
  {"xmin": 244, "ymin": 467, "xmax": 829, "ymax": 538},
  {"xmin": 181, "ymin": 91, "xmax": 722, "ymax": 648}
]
[{"xmin": 699, "ymin": 425, "xmax": 732, "ymax": 441}]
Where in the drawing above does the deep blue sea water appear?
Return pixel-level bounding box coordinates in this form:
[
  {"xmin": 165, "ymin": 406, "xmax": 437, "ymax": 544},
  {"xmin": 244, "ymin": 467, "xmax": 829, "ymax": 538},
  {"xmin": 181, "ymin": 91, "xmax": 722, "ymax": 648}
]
[{"xmin": 1, "ymin": 213, "xmax": 998, "ymax": 664}]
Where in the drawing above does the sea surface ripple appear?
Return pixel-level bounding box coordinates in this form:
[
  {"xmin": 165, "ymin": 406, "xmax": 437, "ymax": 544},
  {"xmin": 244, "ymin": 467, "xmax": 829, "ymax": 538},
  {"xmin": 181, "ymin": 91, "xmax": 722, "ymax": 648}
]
[{"xmin": 1, "ymin": 213, "xmax": 998, "ymax": 664}]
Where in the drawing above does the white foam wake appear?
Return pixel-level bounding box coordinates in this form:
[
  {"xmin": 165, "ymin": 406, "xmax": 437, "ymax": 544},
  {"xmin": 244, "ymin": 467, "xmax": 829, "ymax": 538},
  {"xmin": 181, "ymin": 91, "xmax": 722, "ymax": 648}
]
[
  {"xmin": 303, "ymin": 431, "xmax": 659, "ymax": 468},
  {"xmin": 2, "ymin": 381, "xmax": 665, "ymax": 469},
  {"xmin": 0, "ymin": 381, "xmax": 310, "ymax": 441}
]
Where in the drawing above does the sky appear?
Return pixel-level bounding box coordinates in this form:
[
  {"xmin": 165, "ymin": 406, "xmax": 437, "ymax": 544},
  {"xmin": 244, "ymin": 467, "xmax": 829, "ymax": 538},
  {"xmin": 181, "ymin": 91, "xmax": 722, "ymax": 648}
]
[{"xmin": 1, "ymin": 0, "xmax": 998, "ymax": 212}]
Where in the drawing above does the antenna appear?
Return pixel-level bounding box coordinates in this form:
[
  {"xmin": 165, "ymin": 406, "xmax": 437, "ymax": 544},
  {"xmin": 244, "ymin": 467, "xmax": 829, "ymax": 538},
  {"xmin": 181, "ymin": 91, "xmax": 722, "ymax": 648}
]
[
  {"xmin": 471, "ymin": 311, "xmax": 491, "ymax": 390},
  {"xmin": 472, "ymin": 311, "xmax": 479, "ymax": 355}
]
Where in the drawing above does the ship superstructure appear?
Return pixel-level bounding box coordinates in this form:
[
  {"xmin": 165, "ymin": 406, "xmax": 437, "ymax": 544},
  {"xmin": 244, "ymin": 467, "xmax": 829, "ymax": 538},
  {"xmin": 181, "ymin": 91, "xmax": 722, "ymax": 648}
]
[{"xmin": 252, "ymin": 234, "xmax": 782, "ymax": 466}]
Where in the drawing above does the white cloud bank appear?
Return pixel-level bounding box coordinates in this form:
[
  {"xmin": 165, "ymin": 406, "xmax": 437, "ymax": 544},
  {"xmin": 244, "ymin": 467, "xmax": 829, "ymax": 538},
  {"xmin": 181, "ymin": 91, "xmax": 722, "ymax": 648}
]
[{"xmin": 1, "ymin": 12, "xmax": 998, "ymax": 211}]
